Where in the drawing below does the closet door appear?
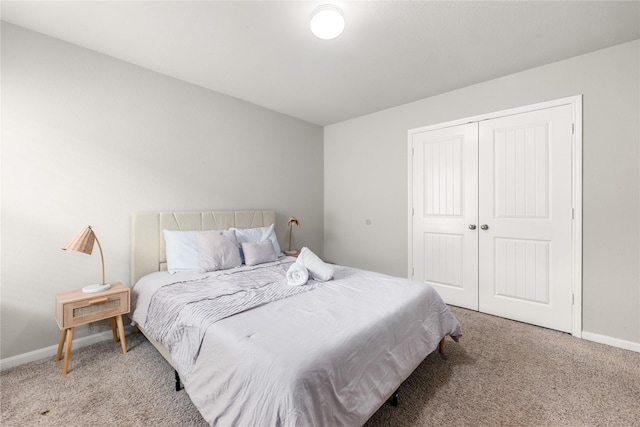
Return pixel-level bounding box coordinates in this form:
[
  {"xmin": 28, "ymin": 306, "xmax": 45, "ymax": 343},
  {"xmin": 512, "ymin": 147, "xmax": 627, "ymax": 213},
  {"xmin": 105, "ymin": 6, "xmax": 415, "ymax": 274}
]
[
  {"xmin": 411, "ymin": 123, "xmax": 479, "ymax": 310},
  {"xmin": 477, "ymin": 105, "xmax": 574, "ymax": 332}
]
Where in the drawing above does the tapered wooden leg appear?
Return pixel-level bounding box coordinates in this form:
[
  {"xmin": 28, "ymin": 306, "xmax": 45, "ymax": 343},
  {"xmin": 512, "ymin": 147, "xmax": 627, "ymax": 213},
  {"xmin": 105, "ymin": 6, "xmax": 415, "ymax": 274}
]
[
  {"xmin": 111, "ymin": 317, "xmax": 118, "ymax": 342},
  {"xmin": 116, "ymin": 315, "xmax": 127, "ymax": 354},
  {"xmin": 62, "ymin": 328, "xmax": 74, "ymax": 375},
  {"xmin": 55, "ymin": 329, "xmax": 66, "ymax": 362},
  {"xmin": 438, "ymin": 337, "xmax": 446, "ymax": 355}
]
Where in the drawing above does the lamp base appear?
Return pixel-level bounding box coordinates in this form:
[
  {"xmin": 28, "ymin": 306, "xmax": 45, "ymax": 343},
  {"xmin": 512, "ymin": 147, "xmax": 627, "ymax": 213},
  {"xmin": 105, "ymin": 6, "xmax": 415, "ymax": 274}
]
[
  {"xmin": 82, "ymin": 283, "xmax": 111, "ymax": 293},
  {"xmin": 284, "ymin": 250, "xmax": 297, "ymax": 255}
]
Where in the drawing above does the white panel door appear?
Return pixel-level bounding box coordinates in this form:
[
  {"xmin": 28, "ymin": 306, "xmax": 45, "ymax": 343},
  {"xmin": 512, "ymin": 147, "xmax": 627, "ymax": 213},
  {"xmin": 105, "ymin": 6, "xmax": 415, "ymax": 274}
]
[
  {"xmin": 412, "ymin": 123, "xmax": 479, "ymax": 310},
  {"xmin": 478, "ymin": 105, "xmax": 574, "ymax": 332}
]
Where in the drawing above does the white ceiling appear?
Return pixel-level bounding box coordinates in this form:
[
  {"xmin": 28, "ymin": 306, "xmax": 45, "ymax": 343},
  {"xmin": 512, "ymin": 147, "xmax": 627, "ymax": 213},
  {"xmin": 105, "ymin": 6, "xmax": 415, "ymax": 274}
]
[{"xmin": 2, "ymin": 1, "xmax": 639, "ymax": 126}]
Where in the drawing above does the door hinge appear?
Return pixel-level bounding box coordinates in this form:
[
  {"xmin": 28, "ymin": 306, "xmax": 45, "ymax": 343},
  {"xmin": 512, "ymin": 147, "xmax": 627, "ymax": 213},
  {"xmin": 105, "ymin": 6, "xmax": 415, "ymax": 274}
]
[
  {"xmin": 412, "ymin": 267, "xmax": 414, "ymax": 277},
  {"xmin": 572, "ymin": 123, "xmax": 575, "ymax": 135},
  {"xmin": 572, "ymin": 208, "xmax": 575, "ymax": 219},
  {"xmin": 412, "ymin": 207, "xmax": 415, "ymax": 216},
  {"xmin": 572, "ymin": 294, "xmax": 575, "ymax": 305},
  {"xmin": 412, "ymin": 146, "xmax": 415, "ymax": 156}
]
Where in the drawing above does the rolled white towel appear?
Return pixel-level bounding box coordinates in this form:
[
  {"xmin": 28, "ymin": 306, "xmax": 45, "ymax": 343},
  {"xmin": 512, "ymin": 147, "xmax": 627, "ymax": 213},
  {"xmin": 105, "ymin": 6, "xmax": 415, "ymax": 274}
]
[
  {"xmin": 296, "ymin": 247, "xmax": 334, "ymax": 282},
  {"xmin": 286, "ymin": 262, "xmax": 309, "ymax": 286}
]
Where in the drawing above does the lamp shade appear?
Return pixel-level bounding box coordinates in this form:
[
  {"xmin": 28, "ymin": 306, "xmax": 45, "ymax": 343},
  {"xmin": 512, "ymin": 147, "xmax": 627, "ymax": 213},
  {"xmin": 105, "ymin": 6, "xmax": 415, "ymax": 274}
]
[{"xmin": 62, "ymin": 226, "xmax": 96, "ymax": 254}]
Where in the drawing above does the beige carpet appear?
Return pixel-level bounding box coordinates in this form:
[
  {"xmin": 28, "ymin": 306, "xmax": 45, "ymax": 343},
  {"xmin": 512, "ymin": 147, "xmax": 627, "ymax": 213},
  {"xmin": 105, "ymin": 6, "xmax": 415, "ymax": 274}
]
[{"xmin": 2, "ymin": 307, "xmax": 639, "ymax": 426}]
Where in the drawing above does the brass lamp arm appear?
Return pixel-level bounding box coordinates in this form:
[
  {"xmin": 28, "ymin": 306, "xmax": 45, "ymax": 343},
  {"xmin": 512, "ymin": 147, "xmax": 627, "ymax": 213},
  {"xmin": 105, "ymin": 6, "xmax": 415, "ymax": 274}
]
[{"xmin": 92, "ymin": 230, "xmax": 106, "ymax": 285}]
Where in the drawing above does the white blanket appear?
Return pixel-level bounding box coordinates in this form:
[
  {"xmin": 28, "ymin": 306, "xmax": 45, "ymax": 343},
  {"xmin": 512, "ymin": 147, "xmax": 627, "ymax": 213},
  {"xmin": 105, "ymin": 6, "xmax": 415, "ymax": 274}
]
[{"xmin": 132, "ymin": 263, "xmax": 462, "ymax": 427}]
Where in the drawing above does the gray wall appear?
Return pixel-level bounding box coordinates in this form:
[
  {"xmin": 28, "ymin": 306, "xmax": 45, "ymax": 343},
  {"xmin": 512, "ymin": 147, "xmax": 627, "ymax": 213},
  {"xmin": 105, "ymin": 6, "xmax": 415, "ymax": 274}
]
[
  {"xmin": 325, "ymin": 40, "xmax": 640, "ymax": 345},
  {"xmin": 1, "ymin": 23, "xmax": 324, "ymax": 359}
]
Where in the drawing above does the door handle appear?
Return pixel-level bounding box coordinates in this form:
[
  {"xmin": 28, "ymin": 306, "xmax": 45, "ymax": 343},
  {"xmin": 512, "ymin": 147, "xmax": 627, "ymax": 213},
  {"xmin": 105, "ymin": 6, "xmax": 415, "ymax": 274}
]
[
  {"xmin": 481, "ymin": 224, "xmax": 489, "ymax": 230},
  {"xmin": 468, "ymin": 224, "xmax": 476, "ymax": 230}
]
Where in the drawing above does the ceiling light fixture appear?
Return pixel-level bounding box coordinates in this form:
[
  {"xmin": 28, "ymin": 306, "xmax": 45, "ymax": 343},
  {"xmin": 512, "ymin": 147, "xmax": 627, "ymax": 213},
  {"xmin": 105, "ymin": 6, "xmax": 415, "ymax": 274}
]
[{"xmin": 310, "ymin": 5, "xmax": 345, "ymax": 40}]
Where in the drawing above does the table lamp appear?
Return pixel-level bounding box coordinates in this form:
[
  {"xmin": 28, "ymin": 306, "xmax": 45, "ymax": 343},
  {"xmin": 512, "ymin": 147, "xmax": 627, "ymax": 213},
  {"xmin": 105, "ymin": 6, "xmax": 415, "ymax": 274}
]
[
  {"xmin": 62, "ymin": 225, "xmax": 111, "ymax": 293},
  {"xmin": 285, "ymin": 216, "xmax": 300, "ymax": 255}
]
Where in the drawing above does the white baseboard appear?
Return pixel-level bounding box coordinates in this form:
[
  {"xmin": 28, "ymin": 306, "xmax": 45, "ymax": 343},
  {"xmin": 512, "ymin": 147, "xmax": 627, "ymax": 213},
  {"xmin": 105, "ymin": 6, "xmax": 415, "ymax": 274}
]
[
  {"xmin": 581, "ymin": 331, "xmax": 640, "ymax": 353},
  {"xmin": 0, "ymin": 326, "xmax": 133, "ymax": 371}
]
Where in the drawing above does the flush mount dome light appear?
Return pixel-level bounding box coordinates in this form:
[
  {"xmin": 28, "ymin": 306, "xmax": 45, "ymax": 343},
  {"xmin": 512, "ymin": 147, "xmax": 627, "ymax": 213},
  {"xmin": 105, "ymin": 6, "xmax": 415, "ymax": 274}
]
[{"xmin": 310, "ymin": 5, "xmax": 345, "ymax": 40}]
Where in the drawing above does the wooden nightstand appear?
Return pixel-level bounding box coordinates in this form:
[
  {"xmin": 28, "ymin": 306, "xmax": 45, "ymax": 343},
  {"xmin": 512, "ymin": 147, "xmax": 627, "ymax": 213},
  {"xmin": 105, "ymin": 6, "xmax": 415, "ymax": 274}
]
[{"xmin": 55, "ymin": 282, "xmax": 130, "ymax": 375}]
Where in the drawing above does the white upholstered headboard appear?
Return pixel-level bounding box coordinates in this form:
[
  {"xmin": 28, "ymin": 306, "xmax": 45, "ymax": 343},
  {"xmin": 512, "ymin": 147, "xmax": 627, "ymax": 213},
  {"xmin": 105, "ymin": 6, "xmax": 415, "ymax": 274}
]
[{"xmin": 131, "ymin": 210, "xmax": 276, "ymax": 285}]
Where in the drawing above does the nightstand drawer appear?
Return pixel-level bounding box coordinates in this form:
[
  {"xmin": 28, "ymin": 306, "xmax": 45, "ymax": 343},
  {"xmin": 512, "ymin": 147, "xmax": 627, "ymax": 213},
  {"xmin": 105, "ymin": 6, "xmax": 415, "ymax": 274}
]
[{"xmin": 55, "ymin": 283, "xmax": 130, "ymax": 329}]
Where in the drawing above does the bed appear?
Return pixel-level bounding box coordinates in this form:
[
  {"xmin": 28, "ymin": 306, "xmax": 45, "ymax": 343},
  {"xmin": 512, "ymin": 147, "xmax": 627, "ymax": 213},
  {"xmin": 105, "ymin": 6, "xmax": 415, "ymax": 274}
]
[{"xmin": 130, "ymin": 210, "xmax": 462, "ymax": 426}]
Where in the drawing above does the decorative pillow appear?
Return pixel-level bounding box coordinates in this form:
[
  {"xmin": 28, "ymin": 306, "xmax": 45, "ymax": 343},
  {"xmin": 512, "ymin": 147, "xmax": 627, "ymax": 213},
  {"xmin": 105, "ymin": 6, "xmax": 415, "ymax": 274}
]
[
  {"xmin": 241, "ymin": 241, "xmax": 278, "ymax": 266},
  {"xmin": 164, "ymin": 229, "xmax": 242, "ymax": 273},
  {"xmin": 163, "ymin": 230, "xmax": 200, "ymax": 274},
  {"xmin": 230, "ymin": 223, "xmax": 282, "ymax": 262},
  {"xmin": 196, "ymin": 230, "xmax": 241, "ymax": 272}
]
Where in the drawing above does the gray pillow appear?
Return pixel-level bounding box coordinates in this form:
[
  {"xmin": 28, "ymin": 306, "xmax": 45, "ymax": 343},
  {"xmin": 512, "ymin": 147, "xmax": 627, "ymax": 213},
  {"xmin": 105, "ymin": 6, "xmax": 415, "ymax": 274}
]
[
  {"xmin": 241, "ymin": 241, "xmax": 278, "ymax": 266},
  {"xmin": 197, "ymin": 230, "xmax": 241, "ymax": 271}
]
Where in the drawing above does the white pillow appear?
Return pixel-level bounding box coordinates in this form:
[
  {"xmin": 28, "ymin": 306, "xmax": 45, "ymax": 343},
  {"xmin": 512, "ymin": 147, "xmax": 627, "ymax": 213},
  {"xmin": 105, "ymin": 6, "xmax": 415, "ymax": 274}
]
[
  {"xmin": 163, "ymin": 229, "xmax": 242, "ymax": 273},
  {"xmin": 231, "ymin": 224, "xmax": 282, "ymax": 263},
  {"xmin": 163, "ymin": 230, "xmax": 200, "ymax": 274},
  {"xmin": 196, "ymin": 230, "xmax": 241, "ymax": 272},
  {"xmin": 241, "ymin": 241, "xmax": 278, "ymax": 266}
]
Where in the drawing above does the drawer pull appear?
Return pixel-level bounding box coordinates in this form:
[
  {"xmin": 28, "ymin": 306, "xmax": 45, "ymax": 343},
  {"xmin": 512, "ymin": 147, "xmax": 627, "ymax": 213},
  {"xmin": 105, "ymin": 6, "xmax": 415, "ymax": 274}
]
[{"xmin": 88, "ymin": 297, "xmax": 109, "ymax": 305}]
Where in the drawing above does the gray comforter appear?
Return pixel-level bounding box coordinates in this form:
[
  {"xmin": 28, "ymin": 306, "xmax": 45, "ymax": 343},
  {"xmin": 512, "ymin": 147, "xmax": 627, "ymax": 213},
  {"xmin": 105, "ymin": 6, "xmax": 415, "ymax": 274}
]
[
  {"xmin": 142, "ymin": 260, "xmax": 321, "ymax": 380},
  {"xmin": 132, "ymin": 259, "xmax": 462, "ymax": 426}
]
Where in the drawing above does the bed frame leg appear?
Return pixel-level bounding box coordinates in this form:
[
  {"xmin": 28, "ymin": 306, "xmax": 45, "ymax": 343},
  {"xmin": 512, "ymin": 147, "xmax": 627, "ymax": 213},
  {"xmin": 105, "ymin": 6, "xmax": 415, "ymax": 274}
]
[
  {"xmin": 438, "ymin": 337, "xmax": 446, "ymax": 355},
  {"xmin": 175, "ymin": 370, "xmax": 183, "ymax": 392},
  {"xmin": 390, "ymin": 389, "xmax": 399, "ymax": 407}
]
